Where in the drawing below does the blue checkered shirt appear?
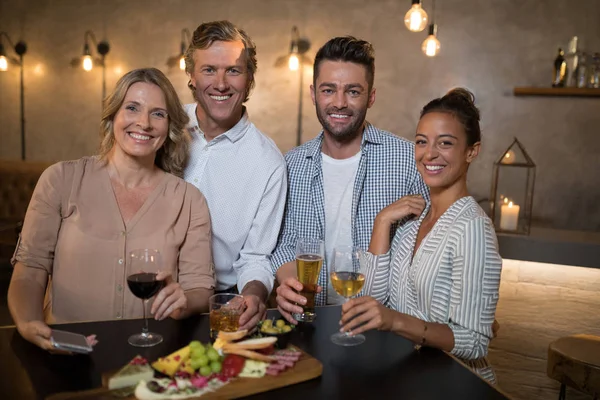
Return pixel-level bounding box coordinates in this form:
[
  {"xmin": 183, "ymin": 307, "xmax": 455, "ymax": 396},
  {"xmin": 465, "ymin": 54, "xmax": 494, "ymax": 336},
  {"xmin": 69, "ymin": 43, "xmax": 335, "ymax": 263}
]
[{"xmin": 271, "ymin": 123, "xmax": 429, "ymax": 305}]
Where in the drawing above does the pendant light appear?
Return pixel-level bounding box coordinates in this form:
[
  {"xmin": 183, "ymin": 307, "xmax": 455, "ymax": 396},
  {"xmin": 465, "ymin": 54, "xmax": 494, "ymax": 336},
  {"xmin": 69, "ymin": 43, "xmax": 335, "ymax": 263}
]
[
  {"xmin": 404, "ymin": 0, "xmax": 428, "ymax": 32},
  {"xmin": 421, "ymin": 0, "xmax": 440, "ymax": 57}
]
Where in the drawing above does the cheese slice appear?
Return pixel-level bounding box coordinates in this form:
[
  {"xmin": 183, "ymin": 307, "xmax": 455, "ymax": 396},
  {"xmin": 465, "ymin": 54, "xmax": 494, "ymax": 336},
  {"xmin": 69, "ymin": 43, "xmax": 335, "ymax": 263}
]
[
  {"xmin": 151, "ymin": 345, "xmax": 190, "ymax": 377},
  {"xmin": 108, "ymin": 357, "xmax": 154, "ymax": 389},
  {"xmin": 180, "ymin": 358, "xmax": 195, "ymax": 375},
  {"xmin": 238, "ymin": 360, "xmax": 269, "ymax": 378}
]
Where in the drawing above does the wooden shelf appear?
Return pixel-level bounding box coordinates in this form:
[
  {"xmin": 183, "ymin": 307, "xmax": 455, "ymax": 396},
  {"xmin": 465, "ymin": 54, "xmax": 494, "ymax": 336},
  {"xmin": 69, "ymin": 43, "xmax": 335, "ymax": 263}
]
[{"xmin": 513, "ymin": 87, "xmax": 600, "ymax": 97}]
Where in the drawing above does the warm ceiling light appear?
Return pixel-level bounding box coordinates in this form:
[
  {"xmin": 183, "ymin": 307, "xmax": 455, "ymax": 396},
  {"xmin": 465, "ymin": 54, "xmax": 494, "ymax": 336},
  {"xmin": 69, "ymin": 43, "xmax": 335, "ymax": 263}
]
[
  {"xmin": 0, "ymin": 32, "xmax": 28, "ymax": 159},
  {"xmin": 82, "ymin": 53, "xmax": 93, "ymax": 71},
  {"xmin": 422, "ymin": 24, "xmax": 440, "ymax": 57},
  {"xmin": 404, "ymin": 0, "xmax": 428, "ymax": 32},
  {"xmin": 288, "ymin": 54, "xmax": 299, "ymax": 71},
  {"xmin": 287, "ymin": 26, "xmax": 310, "ymax": 72},
  {"xmin": 0, "ymin": 35, "xmax": 26, "ymax": 72},
  {"xmin": 167, "ymin": 28, "xmax": 191, "ymax": 71},
  {"xmin": 0, "ymin": 55, "xmax": 7, "ymax": 71},
  {"xmin": 71, "ymin": 30, "xmax": 110, "ymax": 99}
]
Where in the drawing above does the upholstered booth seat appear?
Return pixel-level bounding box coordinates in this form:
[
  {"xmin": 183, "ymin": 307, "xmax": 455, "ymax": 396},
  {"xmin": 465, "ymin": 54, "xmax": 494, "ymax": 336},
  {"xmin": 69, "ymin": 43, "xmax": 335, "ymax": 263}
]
[{"xmin": 0, "ymin": 160, "xmax": 51, "ymax": 262}]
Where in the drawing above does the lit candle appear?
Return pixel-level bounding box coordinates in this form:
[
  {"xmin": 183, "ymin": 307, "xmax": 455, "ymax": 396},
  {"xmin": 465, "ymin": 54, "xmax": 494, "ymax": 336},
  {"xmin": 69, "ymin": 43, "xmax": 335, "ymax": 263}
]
[{"xmin": 500, "ymin": 201, "xmax": 520, "ymax": 231}]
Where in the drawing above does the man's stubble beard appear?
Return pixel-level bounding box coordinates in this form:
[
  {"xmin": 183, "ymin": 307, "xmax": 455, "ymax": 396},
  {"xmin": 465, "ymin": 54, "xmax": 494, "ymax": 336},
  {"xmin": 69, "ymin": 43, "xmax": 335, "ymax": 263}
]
[{"xmin": 315, "ymin": 100, "xmax": 368, "ymax": 144}]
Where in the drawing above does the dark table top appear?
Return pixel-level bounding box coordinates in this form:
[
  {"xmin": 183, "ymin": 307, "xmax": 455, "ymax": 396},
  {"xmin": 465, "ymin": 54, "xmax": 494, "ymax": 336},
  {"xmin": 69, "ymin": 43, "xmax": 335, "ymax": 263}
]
[{"xmin": 0, "ymin": 306, "xmax": 508, "ymax": 399}]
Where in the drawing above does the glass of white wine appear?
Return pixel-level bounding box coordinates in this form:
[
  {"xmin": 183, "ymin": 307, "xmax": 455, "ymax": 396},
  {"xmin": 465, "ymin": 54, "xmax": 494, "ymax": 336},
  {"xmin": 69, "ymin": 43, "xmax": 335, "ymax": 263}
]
[{"xmin": 330, "ymin": 245, "xmax": 366, "ymax": 346}]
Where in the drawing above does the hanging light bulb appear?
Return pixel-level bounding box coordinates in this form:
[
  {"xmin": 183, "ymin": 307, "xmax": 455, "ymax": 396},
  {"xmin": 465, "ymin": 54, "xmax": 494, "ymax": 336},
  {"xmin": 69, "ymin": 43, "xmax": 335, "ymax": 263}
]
[
  {"xmin": 0, "ymin": 55, "xmax": 8, "ymax": 71},
  {"xmin": 404, "ymin": 0, "xmax": 428, "ymax": 32},
  {"xmin": 422, "ymin": 24, "xmax": 440, "ymax": 57},
  {"xmin": 288, "ymin": 53, "xmax": 299, "ymax": 71},
  {"xmin": 179, "ymin": 56, "xmax": 186, "ymax": 71}
]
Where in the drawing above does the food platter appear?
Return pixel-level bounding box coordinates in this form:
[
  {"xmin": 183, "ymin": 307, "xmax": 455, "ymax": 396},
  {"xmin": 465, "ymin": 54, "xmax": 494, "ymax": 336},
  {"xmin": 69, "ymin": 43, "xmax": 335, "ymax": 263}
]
[{"xmin": 48, "ymin": 327, "xmax": 322, "ymax": 400}]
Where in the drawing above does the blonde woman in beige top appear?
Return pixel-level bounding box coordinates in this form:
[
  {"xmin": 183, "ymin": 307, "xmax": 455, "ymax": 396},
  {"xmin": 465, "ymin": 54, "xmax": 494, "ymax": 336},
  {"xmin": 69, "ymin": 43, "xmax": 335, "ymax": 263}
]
[{"xmin": 8, "ymin": 68, "xmax": 215, "ymax": 351}]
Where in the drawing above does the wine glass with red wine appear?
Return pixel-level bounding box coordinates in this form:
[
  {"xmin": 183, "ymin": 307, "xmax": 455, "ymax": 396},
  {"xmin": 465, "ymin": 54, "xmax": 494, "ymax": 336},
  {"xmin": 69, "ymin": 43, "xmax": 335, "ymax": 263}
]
[{"xmin": 127, "ymin": 249, "xmax": 166, "ymax": 347}]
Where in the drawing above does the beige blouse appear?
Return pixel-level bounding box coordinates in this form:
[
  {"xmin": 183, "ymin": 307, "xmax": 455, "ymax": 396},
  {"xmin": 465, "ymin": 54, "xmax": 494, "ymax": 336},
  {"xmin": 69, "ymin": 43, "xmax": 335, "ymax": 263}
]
[{"xmin": 12, "ymin": 156, "xmax": 214, "ymax": 323}]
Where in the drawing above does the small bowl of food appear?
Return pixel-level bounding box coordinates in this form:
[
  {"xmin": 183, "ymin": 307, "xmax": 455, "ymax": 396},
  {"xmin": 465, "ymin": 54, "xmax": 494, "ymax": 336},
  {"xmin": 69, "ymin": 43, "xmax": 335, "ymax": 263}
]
[{"xmin": 259, "ymin": 319, "xmax": 293, "ymax": 348}]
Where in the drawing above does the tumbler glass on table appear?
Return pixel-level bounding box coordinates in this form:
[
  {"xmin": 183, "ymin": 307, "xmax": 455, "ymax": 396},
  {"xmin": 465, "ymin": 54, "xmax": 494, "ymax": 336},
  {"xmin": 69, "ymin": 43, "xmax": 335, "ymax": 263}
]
[
  {"xmin": 126, "ymin": 249, "xmax": 166, "ymax": 347},
  {"xmin": 292, "ymin": 238, "xmax": 325, "ymax": 323},
  {"xmin": 209, "ymin": 293, "xmax": 245, "ymax": 341},
  {"xmin": 330, "ymin": 245, "xmax": 366, "ymax": 346}
]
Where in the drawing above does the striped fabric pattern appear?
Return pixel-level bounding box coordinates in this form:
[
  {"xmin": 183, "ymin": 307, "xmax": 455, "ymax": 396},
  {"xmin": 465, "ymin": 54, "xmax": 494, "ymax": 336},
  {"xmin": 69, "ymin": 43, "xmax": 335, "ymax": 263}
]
[
  {"xmin": 363, "ymin": 196, "xmax": 502, "ymax": 383},
  {"xmin": 271, "ymin": 123, "xmax": 429, "ymax": 305}
]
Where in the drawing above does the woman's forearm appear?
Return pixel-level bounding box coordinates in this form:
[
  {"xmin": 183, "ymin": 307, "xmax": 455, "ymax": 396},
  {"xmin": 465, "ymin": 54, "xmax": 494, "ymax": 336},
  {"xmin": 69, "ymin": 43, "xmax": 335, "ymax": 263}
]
[
  {"xmin": 369, "ymin": 215, "xmax": 393, "ymax": 255},
  {"xmin": 392, "ymin": 312, "xmax": 455, "ymax": 352},
  {"xmin": 8, "ymin": 263, "xmax": 48, "ymax": 328}
]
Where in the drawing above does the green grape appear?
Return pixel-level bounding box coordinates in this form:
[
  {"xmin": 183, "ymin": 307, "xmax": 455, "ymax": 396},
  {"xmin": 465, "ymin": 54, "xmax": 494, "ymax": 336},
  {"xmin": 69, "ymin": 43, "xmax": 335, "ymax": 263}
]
[
  {"xmin": 210, "ymin": 361, "xmax": 222, "ymax": 373},
  {"xmin": 199, "ymin": 365, "xmax": 212, "ymax": 377},
  {"xmin": 206, "ymin": 348, "xmax": 220, "ymax": 362},
  {"xmin": 197, "ymin": 354, "xmax": 209, "ymax": 367},
  {"xmin": 190, "ymin": 345, "xmax": 206, "ymax": 359},
  {"xmin": 189, "ymin": 340, "xmax": 202, "ymax": 349},
  {"xmin": 190, "ymin": 358, "xmax": 203, "ymax": 370}
]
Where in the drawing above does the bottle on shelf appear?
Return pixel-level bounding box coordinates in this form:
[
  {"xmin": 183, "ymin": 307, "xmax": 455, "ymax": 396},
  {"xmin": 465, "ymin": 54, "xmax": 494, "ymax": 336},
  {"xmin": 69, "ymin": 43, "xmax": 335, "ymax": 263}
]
[
  {"xmin": 588, "ymin": 53, "xmax": 600, "ymax": 89},
  {"xmin": 576, "ymin": 52, "xmax": 588, "ymax": 88},
  {"xmin": 552, "ymin": 47, "xmax": 567, "ymax": 87},
  {"xmin": 564, "ymin": 36, "xmax": 578, "ymax": 87}
]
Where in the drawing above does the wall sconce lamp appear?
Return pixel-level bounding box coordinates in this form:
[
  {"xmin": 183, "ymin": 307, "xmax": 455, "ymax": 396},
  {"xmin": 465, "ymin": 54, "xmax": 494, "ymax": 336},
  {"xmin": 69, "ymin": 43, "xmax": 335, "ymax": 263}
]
[
  {"xmin": 404, "ymin": 0, "xmax": 428, "ymax": 32},
  {"xmin": 288, "ymin": 26, "xmax": 310, "ymax": 72},
  {"xmin": 275, "ymin": 26, "xmax": 311, "ymax": 146},
  {"xmin": 71, "ymin": 30, "xmax": 110, "ymax": 98},
  {"xmin": 166, "ymin": 28, "xmax": 191, "ymax": 71},
  {"xmin": 0, "ymin": 32, "xmax": 28, "ymax": 160}
]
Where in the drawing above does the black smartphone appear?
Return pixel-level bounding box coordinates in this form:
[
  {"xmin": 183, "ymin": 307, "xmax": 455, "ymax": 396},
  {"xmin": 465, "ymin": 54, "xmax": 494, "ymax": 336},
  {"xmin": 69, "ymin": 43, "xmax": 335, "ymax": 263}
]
[{"xmin": 50, "ymin": 329, "xmax": 93, "ymax": 354}]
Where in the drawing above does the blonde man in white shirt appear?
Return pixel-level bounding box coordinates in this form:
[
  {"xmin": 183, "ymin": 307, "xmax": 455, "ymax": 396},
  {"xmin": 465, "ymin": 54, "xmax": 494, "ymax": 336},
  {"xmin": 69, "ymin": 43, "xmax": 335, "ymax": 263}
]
[{"xmin": 183, "ymin": 21, "xmax": 287, "ymax": 331}]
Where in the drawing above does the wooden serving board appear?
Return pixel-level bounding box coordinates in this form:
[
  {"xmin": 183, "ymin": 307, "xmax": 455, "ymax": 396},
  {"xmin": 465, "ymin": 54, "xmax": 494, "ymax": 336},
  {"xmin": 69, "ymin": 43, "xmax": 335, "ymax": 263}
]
[{"xmin": 47, "ymin": 347, "xmax": 323, "ymax": 400}]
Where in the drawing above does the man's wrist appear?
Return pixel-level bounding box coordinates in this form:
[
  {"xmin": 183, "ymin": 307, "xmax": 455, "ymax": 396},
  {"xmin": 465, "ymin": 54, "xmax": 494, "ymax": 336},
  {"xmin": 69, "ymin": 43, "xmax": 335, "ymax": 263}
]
[
  {"xmin": 241, "ymin": 280, "xmax": 268, "ymax": 302},
  {"xmin": 275, "ymin": 261, "xmax": 296, "ymax": 284}
]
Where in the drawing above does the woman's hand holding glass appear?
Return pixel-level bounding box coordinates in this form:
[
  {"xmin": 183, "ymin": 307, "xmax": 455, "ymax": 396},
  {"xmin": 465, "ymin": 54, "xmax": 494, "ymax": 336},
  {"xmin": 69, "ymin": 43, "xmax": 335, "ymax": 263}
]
[
  {"xmin": 340, "ymin": 295, "xmax": 398, "ymax": 336},
  {"xmin": 150, "ymin": 270, "xmax": 187, "ymax": 321},
  {"xmin": 330, "ymin": 246, "xmax": 367, "ymax": 346}
]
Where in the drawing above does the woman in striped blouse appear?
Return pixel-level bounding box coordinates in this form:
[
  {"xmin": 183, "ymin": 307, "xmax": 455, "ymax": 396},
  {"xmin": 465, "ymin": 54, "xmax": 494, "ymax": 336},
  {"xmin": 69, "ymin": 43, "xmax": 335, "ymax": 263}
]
[{"xmin": 340, "ymin": 88, "xmax": 502, "ymax": 383}]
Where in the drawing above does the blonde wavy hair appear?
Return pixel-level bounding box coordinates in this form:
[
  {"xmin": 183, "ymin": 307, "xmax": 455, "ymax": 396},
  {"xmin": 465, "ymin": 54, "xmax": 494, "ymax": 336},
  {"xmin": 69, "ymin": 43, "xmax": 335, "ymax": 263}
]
[{"xmin": 99, "ymin": 68, "xmax": 190, "ymax": 178}]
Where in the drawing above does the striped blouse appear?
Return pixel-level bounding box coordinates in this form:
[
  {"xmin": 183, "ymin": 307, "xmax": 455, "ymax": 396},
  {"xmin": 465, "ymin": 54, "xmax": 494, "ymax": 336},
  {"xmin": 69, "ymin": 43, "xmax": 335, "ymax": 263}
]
[{"xmin": 363, "ymin": 196, "xmax": 502, "ymax": 383}]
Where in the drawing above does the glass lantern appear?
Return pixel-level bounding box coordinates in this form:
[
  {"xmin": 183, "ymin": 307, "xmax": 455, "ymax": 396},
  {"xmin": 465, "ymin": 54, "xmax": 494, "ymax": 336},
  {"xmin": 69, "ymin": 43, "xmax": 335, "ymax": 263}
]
[{"xmin": 489, "ymin": 138, "xmax": 536, "ymax": 235}]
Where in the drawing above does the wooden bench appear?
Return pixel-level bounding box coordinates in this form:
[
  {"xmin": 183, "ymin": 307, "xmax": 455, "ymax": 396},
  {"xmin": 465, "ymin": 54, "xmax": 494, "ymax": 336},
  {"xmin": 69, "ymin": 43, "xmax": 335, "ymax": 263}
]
[
  {"xmin": 547, "ymin": 334, "xmax": 600, "ymax": 400},
  {"xmin": 0, "ymin": 160, "xmax": 51, "ymax": 263}
]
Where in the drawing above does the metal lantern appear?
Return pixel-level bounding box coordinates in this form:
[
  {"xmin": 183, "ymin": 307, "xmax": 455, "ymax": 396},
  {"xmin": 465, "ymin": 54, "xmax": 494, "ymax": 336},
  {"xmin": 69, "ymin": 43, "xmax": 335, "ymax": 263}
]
[{"xmin": 490, "ymin": 138, "xmax": 536, "ymax": 235}]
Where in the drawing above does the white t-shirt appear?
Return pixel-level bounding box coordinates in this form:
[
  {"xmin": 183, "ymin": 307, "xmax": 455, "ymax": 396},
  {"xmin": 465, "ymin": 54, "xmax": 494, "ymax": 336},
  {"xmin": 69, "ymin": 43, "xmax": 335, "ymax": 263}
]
[{"xmin": 322, "ymin": 151, "xmax": 361, "ymax": 305}]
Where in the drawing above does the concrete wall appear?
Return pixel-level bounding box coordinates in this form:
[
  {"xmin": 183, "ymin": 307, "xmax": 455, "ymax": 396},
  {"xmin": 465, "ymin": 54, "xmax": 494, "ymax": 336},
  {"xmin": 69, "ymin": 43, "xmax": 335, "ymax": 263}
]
[{"xmin": 1, "ymin": 0, "xmax": 599, "ymax": 231}]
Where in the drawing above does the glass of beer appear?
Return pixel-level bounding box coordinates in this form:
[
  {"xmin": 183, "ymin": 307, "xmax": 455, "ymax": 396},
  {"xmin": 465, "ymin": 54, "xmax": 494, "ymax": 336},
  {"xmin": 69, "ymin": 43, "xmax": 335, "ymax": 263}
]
[
  {"xmin": 330, "ymin": 246, "xmax": 366, "ymax": 346},
  {"xmin": 209, "ymin": 293, "xmax": 245, "ymax": 341},
  {"xmin": 292, "ymin": 238, "xmax": 324, "ymax": 323}
]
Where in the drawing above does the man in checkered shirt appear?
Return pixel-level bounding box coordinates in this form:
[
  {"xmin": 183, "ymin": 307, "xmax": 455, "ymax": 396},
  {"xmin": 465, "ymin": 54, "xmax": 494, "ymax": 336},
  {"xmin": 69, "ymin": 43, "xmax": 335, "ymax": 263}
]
[{"xmin": 271, "ymin": 36, "xmax": 429, "ymax": 324}]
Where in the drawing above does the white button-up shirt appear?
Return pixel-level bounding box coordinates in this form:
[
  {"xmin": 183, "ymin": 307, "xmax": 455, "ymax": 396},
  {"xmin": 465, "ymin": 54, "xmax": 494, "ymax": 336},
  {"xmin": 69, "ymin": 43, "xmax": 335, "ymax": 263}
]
[{"xmin": 184, "ymin": 104, "xmax": 287, "ymax": 293}]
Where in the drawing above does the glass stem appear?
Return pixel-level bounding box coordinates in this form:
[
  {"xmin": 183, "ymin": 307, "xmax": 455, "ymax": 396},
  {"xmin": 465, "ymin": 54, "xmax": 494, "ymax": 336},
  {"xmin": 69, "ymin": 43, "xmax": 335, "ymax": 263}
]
[
  {"xmin": 142, "ymin": 299, "xmax": 149, "ymax": 337},
  {"xmin": 342, "ymin": 297, "xmax": 350, "ymax": 337}
]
